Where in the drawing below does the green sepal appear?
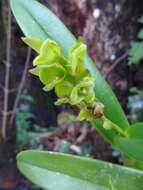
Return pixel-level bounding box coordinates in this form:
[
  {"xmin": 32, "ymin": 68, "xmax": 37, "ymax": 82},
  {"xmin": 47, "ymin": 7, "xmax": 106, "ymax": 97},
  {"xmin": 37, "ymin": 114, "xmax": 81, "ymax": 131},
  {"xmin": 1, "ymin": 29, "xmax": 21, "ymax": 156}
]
[
  {"xmin": 22, "ymin": 37, "xmax": 43, "ymax": 53},
  {"xmin": 29, "ymin": 67, "xmax": 40, "ymax": 76},
  {"xmin": 68, "ymin": 41, "xmax": 87, "ymax": 76},
  {"xmin": 39, "ymin": 64, "xmax": 66, "ymax": 89},
  {"xmin": 33, "ymin": 38, "xmax": 61, "ymax": 66},
  {"xmin": 43, "ymin": 85, "xmax": 54, "ymax": 92},
  {"xmin": 55, "ymin": 97, "xmax": 69, "ymax": 105}
]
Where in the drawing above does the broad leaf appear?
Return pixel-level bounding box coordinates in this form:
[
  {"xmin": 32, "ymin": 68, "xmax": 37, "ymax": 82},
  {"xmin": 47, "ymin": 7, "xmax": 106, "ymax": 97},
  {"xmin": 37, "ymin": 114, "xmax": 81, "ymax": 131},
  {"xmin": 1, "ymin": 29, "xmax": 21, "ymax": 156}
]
[
  {"xmin": 138, "ymin": 29, "xmax": 143, "ymax": 39},
  {"xmin": 126, "ymin": 123, "xmax": 143, "ymax": 139},
  {"xmin": 128, "ymin": 42, "xmax": 143, "ymax": 65},
  {"xmin": 17, "ymin": 150, "xmax": 143, "ymax": 190},
  {"xmin": 10, "ymin": 0, "xmax": 129, "ymax": 144},
  {"xmin": 114, "ymin": 136, "xmax": 143, "ymax": 161},
  {"xmin": 123, "ymin": 156, "xmax": 143, "ymax": 171}
]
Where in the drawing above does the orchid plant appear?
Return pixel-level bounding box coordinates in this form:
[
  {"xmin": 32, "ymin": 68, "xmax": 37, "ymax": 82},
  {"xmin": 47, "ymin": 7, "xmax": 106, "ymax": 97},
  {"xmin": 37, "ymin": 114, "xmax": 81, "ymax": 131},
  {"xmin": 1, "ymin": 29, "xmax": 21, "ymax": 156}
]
[
  {"xmin": 23, "ymin": 37, "xmax": 125, "ymax": 136},
  {"xmin": 10, "ymin": 0, "xmax": 143, "ymax": 189}
]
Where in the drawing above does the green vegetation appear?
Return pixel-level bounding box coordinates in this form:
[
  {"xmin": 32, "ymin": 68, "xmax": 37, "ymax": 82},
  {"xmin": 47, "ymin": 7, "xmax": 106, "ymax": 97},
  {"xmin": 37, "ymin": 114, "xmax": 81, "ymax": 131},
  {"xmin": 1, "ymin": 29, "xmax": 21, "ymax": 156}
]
[
  {"xmin": 128, "ymin": 16, "xmax": 143, "ymax": 65},
  {"xmin": 16, "ymin": 90, "xmax": 47, "ymax": 148},
  {"xmin": 10, "ymin": 0, "xmax": 143, "ymax": 189}
]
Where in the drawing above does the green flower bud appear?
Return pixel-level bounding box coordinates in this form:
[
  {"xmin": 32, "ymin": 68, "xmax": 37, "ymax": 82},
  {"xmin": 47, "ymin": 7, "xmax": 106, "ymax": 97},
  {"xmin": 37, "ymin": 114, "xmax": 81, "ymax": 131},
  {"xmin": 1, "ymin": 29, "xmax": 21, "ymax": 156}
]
[
  {"xmin": 93, "ymin": 102, "xmax": 104, "ymax": 115},
  {"xmin": 103, "ymin": 118, "xmax": 113, "ymax": 130},
  {"xmin": 77, "ymin": 107, "xmax": 92, "ymax": 121}
]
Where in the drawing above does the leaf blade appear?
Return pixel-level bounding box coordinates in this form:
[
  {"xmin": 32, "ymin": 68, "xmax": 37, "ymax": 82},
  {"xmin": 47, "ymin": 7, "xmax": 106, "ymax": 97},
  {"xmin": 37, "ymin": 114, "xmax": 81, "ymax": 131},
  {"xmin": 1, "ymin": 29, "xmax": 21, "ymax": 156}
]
[
  {"xmin": 114, "ymin": 136, "xmax": 143, "ymax": 161},
  {"xmin": 17, "ymin": 150, "xmax": 143, "ymax": 190},
  {"xmin": 126, "ymin": 123, "xmax": 143, "ymax": 139}
]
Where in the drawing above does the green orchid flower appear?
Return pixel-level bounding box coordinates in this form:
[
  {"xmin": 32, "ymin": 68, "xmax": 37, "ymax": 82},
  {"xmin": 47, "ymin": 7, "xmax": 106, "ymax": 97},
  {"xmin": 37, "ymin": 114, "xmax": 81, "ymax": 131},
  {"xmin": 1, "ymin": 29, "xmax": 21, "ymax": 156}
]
[
  {"xmin": 70, "ymin": 76, "xmax": 95, "ymax": 105},
  {"xmin": 55, "ymin": 79, "xmax": 73, "ymax": 97},
  {"xmin": 33, "ymin": 38, "xmax": 61, "ymax": 66},
  {"xmin": 22, "ymin": 37, "xmax": 104, "ymax": 122}
]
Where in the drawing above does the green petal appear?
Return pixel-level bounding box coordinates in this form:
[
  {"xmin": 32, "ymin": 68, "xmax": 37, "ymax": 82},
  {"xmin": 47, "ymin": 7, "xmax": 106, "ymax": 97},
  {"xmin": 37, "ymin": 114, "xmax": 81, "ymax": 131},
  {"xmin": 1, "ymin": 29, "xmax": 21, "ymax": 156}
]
[
  {"xmin": 68, "ymin": 42, "xmax": 86, "ymax": 76},
  {"xmin": 55, "ymin": 97, "xmax": 69, "ymax": 105},
  {"xmin": 22, "ymin": 37, "xmax": 43, "ymax": 53},
  {"xmin": 55, "ymin": 80, "xmax": 73, "ymax": 97},
  {"xmin": 70, "ymin": 84, "xmax": 85, "ymax": 105},
  {"xmin": 39, "ymin": 64, "xmax": 66, "ymax": 90},
  {"xmin": 33, "ymin": 38, "xmax": 61, "ymax": 66},
  {"xmin": 70, "ymin": 77, "xmax": 95, "ymax": 105},
  {"xmin": 43, "ymin": 85, "xmax": 54, "ymax": 92}
]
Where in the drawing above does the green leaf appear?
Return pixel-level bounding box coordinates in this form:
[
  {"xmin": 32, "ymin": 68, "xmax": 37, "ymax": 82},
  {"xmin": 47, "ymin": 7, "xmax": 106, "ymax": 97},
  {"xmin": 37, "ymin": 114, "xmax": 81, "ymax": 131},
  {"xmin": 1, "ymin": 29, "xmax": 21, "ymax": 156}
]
[
  {"xmin": 10, "ymin": 0, "xmax": 129, "ymax": 144},
  {"xmin": 128, "ymin": 42, "xmax": 143, "ymax": 65},
  {"xmin": 22, "ymin": 37, "xmax": 43, "ymax": 53},
  {"xmin": 126, "ymin": 123, "xmax": 143, "ymax": 139},
  {"xmin": 138, "ymin": 16, "xmax": 143, "ymax": 23},
  {"xmin": 138, "ymin": 29, "xmax": 143, "ymax": 39},
  {"xmin": 17, "ymin": 150, "xmax": 143, "ymax": 190},
  {"xmin": 114, "ymin": 136, "xmax": 143, "ymax": 161},
  {"xmin": 123, "ymin": 122, "xmax": 143, "ymax": 169},
  {"xmin": 123, "ymin": 156, "xmax": 143, "ymax": 171}
]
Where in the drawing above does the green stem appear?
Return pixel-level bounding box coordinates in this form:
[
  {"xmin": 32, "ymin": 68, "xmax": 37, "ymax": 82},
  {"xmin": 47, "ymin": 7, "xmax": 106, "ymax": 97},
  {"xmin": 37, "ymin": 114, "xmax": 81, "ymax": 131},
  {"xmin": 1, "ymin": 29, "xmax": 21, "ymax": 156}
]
[{"xmin": 102, "ymin": 116, "xmax": 127, "ymax": 137}]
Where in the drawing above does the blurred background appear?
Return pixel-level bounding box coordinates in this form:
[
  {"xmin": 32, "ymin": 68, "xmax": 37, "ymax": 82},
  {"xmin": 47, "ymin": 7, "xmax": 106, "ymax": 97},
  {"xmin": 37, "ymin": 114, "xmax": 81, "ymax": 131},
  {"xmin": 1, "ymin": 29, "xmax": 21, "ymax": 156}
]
[{"xmin": 0, "ymin": 0, "xmax": 143, "ymax": 189}]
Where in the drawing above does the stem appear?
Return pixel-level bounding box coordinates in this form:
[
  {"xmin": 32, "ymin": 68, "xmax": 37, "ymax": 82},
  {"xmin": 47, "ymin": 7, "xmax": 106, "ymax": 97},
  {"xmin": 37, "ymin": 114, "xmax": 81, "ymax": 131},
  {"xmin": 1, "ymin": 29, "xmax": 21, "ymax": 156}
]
[
  {"xmin": 104, "ymin": 52, "xmax": 128, "ymax": 78},
  {"xmin": 1, "ymin": 3, "xmax": 11, "ymax": 139},
  {"xmin": 102, "ymin": 116, "xmax": 127, "ymax": 137},
  {"xmin": 10, "ymin": 48, "xmax": 31, "ymax": 126}
]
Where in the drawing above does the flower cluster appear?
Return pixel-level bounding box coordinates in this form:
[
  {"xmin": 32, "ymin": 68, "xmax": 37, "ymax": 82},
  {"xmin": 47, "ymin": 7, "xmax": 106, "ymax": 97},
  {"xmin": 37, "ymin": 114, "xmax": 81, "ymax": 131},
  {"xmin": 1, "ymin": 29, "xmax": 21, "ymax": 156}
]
[{"xmin": 22, "ymin": 37, "xmax": 104, "ymax": 121}]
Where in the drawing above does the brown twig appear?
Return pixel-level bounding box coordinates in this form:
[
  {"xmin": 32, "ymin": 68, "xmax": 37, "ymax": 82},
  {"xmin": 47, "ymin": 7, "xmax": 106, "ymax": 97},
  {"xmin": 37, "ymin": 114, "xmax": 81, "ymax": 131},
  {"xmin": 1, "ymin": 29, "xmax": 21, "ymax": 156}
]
[
  {"xmin": 104, "ymin": 52, "xmax": 128, "ymax": 78},
  {"xmin": 9, "ymin": 48, "xmax": 31, "ymax": 126},
  {"xmin": 1, "ymin": 3, "xmax": 11, "ymax": 139},
  {"xmin": 0, "ymin": 84, "xmax": 18, "ymax": 93},
  {"xmin": 0, "ymin": 110, "xmax": 16, "ymax": 116}
]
